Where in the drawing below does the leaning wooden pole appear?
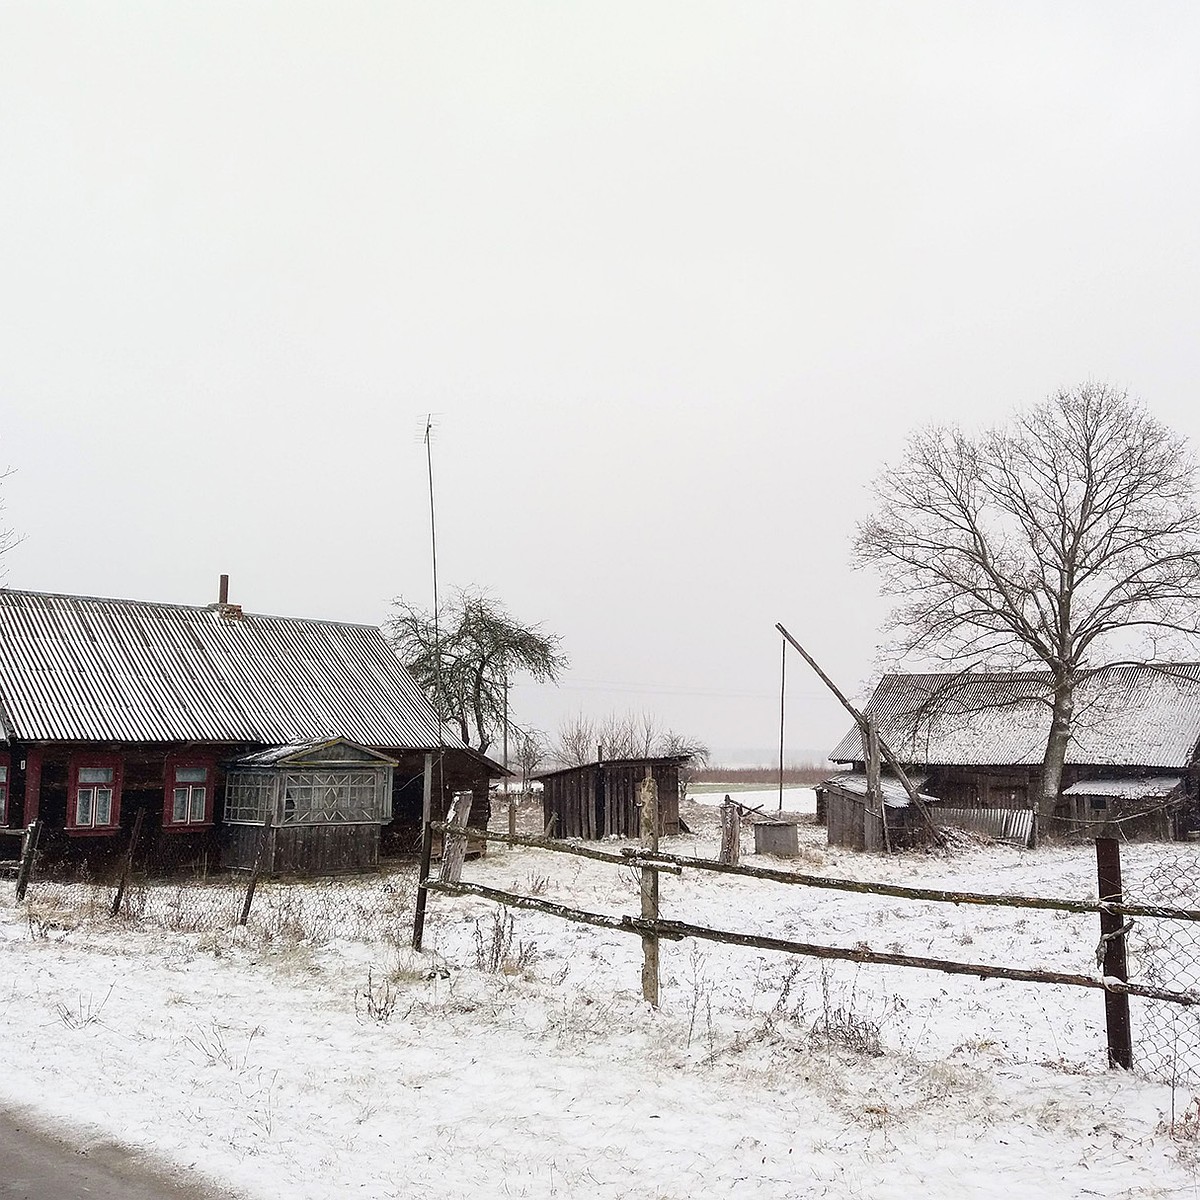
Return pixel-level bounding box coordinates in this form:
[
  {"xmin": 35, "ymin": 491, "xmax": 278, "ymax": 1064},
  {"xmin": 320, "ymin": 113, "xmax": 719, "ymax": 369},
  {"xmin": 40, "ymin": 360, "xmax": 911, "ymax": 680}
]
[
  {"xmin": 111, "ymin": 808, "xmax": 146, "ymax": 917},
  {"xmin": 412, "ymin": 752, "xmax": 435, "ymax": 951},
  {"xmin": 14, "ymin": 819, "xmax": 41, "ymax": 902},
  {"xmin": 775, "ymin": 623, "xmax": 942, "ymax": 844},
  {"xmin": 239, "ymin": 812, "xmax": 274, "ymax": 927}
]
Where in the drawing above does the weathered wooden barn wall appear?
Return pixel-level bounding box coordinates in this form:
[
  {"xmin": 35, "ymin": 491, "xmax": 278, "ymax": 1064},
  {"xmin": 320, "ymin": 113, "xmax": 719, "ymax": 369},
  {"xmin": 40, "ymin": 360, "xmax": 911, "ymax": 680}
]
[
  {"xmin": 540, "ymin": 758, "xmax": 684, "ymax": 840},
  {"xmin": 821, "ymin": 784, "xmax": 922, "ymax": 852}
]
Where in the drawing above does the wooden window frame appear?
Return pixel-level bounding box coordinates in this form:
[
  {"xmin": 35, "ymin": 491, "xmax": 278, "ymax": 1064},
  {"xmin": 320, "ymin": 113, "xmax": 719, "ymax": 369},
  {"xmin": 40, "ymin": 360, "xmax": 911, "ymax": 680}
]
[
  {"xmin": 162, "ymin": 755, "xmax": 216, "ymax": 831},
  {"xmin": 0, "ymin": 751, "xmax": 9, "ymax": 826},
  {"xmin": 67, "ymin": 752, "xmax": 123, "ymax": 836}
]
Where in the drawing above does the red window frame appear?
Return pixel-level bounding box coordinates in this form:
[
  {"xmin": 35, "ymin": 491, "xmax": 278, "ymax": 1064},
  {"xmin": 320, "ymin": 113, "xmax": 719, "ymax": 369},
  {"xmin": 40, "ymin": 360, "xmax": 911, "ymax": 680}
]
[
  {"xmin": 162, "ymin": 755, "xmax": 216, "ymax": 831},
  {"xmin": 0, "ymin": 751, "xmax": 9, "ymax": 826},
  {"xmin": 67, "ymin": 752, "xmax": 123, "ymax": 835}
]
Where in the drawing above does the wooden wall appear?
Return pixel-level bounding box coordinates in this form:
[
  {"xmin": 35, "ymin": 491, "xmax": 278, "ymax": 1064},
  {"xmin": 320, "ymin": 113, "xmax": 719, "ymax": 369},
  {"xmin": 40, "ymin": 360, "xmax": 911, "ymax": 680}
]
[{"xmin": 543, "ymin": 760, "xmax": 681, "ymax": 840}]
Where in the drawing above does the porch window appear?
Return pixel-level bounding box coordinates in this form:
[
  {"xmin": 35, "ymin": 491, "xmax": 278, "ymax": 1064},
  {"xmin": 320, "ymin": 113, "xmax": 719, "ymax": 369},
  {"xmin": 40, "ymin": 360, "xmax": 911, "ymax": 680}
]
[
  {"xmin": 163, "ymin": 759, "xmax": 214, "ymax": 830},
  {"xmin": 69, "ymin": 755, "xmax": 122, "ymax": 833}
]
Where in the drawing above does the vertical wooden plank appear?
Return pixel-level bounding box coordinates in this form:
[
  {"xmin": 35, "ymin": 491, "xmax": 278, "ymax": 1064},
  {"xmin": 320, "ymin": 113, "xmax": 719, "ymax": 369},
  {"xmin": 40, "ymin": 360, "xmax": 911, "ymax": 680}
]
[
  {"xmin": 719, "ymin": 796, "xmax": 741, "ymax": 865},
  {"xmin": 411, "ymin": 752, "xmax": 435, "ymax": 950},
  {"xmin": 1096, "ymin": 837, "xmax": 1133, "ymax": 1070},
  {"xmin": 639, "ymin": 768, "xmax": 660, "ymax": 1007},
  {"xmin": 439, "ymin": 794, "xmax": 474, "ymax": 884}
]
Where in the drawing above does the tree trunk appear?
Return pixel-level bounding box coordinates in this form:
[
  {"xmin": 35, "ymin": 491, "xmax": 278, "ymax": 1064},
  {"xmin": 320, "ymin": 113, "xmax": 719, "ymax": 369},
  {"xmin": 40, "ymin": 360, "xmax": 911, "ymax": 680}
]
[{"xmin": 1038, "ymin": 676, "xmax": 1074, "ymax": 835}]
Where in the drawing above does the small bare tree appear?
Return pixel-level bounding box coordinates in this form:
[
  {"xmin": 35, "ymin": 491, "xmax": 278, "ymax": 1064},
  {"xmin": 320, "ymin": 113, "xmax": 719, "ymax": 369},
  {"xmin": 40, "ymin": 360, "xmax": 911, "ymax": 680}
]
[
  {"xmin": 386, "ymin": 588, "xmax": 567, "ymax": 754},
  {"xmin": 855, "ymin": 384, "xmax": 1200, "ymax": 830},
  {"xmin": 551, "ymin": 712, "xmax": 708, "ymax": 804},
  {"xmin": 511, "ymin": 725, "xmax": 548, "ymax": 798}
]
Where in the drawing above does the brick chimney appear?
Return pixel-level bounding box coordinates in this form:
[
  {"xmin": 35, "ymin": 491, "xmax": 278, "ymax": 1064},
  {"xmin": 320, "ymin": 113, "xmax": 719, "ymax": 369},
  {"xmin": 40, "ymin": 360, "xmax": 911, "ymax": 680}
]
[{"xmin": 216, "ymin": 574, "xmax": 243, "ymax": 622}]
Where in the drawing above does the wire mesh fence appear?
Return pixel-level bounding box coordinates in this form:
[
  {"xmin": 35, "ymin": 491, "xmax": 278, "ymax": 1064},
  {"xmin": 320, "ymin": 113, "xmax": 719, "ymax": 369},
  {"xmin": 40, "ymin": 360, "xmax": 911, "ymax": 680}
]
[
  {"xmin": 1127, "ymin": 851, "xmax": 1200, "ymax": 1087},
  {"xmin": 16, "ymin": 831, "xmax": 419, "ymax": 946}
]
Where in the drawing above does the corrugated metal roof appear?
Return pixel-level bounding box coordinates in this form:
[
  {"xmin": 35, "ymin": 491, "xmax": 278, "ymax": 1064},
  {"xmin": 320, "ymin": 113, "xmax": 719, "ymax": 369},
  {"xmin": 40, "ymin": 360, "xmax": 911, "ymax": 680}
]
[
  {"xmin": 829, "ymin": 666, "xmax": 1200, "ymax": 769},
  {"xmin": 533, "ymin": 754, "xmax": 691, "ymax": 782},
  {"xmin": 0, "ymin": 589, "xmax": 464, "ymax": 752},
  {"xmin": 818, "ymin": 772, "xmax": 935, "ymax": 809},
  {"xmin": 1062, "ymin": 776, "xmax": 1183, "ymax": 800}
]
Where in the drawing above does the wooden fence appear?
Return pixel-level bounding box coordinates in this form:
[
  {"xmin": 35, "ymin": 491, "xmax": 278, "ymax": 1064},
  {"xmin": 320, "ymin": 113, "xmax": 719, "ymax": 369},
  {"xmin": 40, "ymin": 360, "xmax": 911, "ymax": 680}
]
[{"xmin": 422, "ymin": 818, "xmax": 1200, "ymax": 1071}]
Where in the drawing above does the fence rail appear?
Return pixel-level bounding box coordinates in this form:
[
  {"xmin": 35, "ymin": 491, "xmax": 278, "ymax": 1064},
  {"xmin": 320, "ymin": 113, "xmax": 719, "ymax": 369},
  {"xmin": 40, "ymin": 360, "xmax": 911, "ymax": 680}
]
[{"xmin": 436, "ymin": 823, "xmax": 1200, "ymax": 923}]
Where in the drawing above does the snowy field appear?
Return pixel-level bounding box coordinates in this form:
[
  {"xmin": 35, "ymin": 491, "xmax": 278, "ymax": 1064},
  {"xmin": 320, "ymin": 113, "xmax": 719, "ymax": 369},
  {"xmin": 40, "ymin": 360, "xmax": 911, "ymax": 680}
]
[{"xmin": 3, "ymin": 795, "xmax": 1200, "ymax": 1199}]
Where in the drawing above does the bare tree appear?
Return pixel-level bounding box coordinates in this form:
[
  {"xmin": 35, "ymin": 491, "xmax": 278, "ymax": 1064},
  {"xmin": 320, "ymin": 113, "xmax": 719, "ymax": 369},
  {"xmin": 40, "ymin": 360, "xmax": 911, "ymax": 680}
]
[
  {"xmin": 855, "ymin": 383, "xmax": 1200, "ymax": 829},
  {"xmin": 0, "ymin": 466, "xmax": 19, "ymax": 571},
  {"xmin": 511, "ymin": 725, "xmax": 548, "ymax": 797},
  {"xmin": 552, "ymin": 713, "xmax": 597, "ymax": 767},
  {"xmin": 551, "ymin": 711, "xmax": 709, "ymax": 805},
  {"xmin": 385, "ymin": 588, "xmax": 567, "ymax": 754}
]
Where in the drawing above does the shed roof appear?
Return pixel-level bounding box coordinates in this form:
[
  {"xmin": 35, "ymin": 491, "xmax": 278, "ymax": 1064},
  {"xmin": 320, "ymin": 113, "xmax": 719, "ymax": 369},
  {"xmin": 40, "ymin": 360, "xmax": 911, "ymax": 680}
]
[
  {"xmin": 829, "ymin": 665, "xmax": 1200, "ymax": 770},
  {"xmin": 534, "ymin": 754, "xmax": 691, "ymax": 782},
  {"xmin": 819, "ymin": 772, "xmax": 935, "ymax": 809},
  {"xmin": 0, "ymin": 588, "xmax": 469, "ymax": 754},
  {"xmin": 1061, "ymin": 776, "xmax": 1183, "ymax": 801},
  {"xmin": 231, "ymin": 739, "xmax": 400, "ymax": 768}
]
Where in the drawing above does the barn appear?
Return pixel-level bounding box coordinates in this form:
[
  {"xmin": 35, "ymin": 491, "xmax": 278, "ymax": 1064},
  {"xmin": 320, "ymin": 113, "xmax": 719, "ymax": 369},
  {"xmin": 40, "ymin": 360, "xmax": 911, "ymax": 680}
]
[
  {"xmin": 536, "ymin": 755, "xmax": 687, "ymax": 839},
  {"xmin": 824, "ymin": 665, "xmax": 1200, "ymax": 843},
  {"xmin": 0, "ymin": 584, "xmax": 501, "ymax": 874}
]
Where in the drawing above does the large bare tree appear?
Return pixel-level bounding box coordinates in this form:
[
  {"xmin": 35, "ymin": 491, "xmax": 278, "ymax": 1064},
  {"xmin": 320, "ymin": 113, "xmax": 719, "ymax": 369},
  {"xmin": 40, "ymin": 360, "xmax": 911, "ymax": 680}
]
[
  {"xmin": 386, "ymin": 587, "xmax": 567, "ymax": 755},
  {"xmin": 855, "ymin": 384, "xmax": 1200, "ymax": 829}
]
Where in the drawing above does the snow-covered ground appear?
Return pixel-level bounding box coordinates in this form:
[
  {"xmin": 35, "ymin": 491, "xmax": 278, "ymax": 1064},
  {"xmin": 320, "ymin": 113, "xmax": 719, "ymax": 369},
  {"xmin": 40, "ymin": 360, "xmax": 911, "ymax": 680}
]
[{"xmin": 3, "ymin": 802, "xmax": 1199, "ymax": 1199}]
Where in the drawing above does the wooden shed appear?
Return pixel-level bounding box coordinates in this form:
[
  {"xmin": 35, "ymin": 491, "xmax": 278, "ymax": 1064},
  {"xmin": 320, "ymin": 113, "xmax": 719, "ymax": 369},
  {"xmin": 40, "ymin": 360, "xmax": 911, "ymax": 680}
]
[
  {"xmin": 221, "ymin": 740, "xmax": 397, "ymax": 874},
  {"xmin": 537, "ymin": 756, "xmax": 686, "ymax": 839},
  {"xmin": 817, "ymin": 774, "xmax": 928, "ymax": 853}
]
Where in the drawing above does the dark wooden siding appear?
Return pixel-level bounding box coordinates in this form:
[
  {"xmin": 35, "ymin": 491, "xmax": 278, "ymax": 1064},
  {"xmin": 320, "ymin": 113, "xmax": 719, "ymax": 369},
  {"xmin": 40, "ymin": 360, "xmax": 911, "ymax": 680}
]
[{"xmin": 542, "ymin": 759, "xmax": 682, "ymax": 840}]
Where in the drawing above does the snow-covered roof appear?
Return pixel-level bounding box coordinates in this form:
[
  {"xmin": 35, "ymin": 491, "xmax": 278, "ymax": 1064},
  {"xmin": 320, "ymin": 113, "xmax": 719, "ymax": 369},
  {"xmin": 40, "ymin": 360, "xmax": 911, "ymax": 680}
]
[
  {"xmin": 829, "ymin": 665, "xmax": 1200, "ymax": 770},
  {"xmin": 231, "ymin": 739, "xmax": 400, "ymax": 768},
  {"xmin": 0, "ymin": 588, "xmax": 468, "ymax": 753},
  {"xmin": 1061, "ymin": 776, "xmax": 1183, "ymax": 800},
  {"xmin": 819, "ymin": 772, "xmax": 935, "ymax": 809}
]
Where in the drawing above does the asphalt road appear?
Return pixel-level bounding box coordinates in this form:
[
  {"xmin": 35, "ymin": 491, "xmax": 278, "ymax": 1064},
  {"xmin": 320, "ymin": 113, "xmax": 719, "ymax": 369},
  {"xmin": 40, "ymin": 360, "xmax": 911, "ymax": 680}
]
[{"xmin": 0, "ymin": 1109, "xmax": 230, "ymax": 1200}]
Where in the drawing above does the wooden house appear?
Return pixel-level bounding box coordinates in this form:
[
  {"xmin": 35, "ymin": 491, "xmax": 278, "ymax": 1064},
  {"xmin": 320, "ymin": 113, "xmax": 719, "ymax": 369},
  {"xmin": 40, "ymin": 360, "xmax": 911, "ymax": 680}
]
[
  {"xmin": 537, "ymin": 756, "xmax": 687, "ymax": 839},
  {"xmin": 824, "ymin": 666, "xmax": 1200, "ymax": 843},
  {"xmin": 0, "ymin": 585, "xmax": 501, "ymax": 875}
]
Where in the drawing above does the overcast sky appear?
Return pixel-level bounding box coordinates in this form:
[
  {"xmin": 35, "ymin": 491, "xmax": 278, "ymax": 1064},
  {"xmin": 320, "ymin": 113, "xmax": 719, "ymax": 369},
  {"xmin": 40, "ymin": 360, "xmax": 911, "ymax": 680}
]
[{"xmin": 3, "ymin": 3, "xmax": 1199, "ymax": 763}]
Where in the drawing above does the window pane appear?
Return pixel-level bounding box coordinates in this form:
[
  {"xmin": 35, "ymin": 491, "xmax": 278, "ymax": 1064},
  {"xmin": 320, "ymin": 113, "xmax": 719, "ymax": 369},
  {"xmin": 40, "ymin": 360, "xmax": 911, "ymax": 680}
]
[
  {"xmin": 190, "ymin": 787, "xmax": 206, "ymax": 823},
  {"xmin": 173, "ymin": 787, "xmax": 190, "ymax": 823},
  {"xmin": 176, "ymin": 767, "xmax": 208, "ymax": 784},
  {"xmin": 77, "ymin": 789, "xmax": 94, "ymax": 825},
  {"xmin": 95, "ymin": 789, "xmax": 112, "ymax": 825},
  {"xmin": 79, "ymin": 767, "xmax": 114, "ymax": 785},
  {"xmin": 0, "ymin": 765, "xmax": 7, "ymax": 782}
]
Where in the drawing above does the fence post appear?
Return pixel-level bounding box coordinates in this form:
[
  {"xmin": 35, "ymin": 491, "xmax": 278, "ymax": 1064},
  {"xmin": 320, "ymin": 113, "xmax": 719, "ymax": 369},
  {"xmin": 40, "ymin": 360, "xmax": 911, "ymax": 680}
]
[
  {"xmin": 111, "ymin": 808, "xmax": 146, "ymax": 917},
  {"xmin": 639, "ymin": 767, "xmax": 661, "ymax": 1007},
  {"xmin": 14, "ymin": 819, "xmax": 42, "ymax": 902},
  {"xmin": 439, "ymin": 793, "xmax": 474, "ymax": 885},
  {"xmin": 239, "ymin": 812, "xmax": 274, "ymax": 927},
  {"xmin": 719, "ymin": 796, "xmax": 741, "ymax": 866},
  {"xmin": 1096, "ymin": 836, "xmax": 1133, "ymax": 1070},
  {"xmin": 412, "ymin": 752, "xmax": 435, "ymax": 951}
]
